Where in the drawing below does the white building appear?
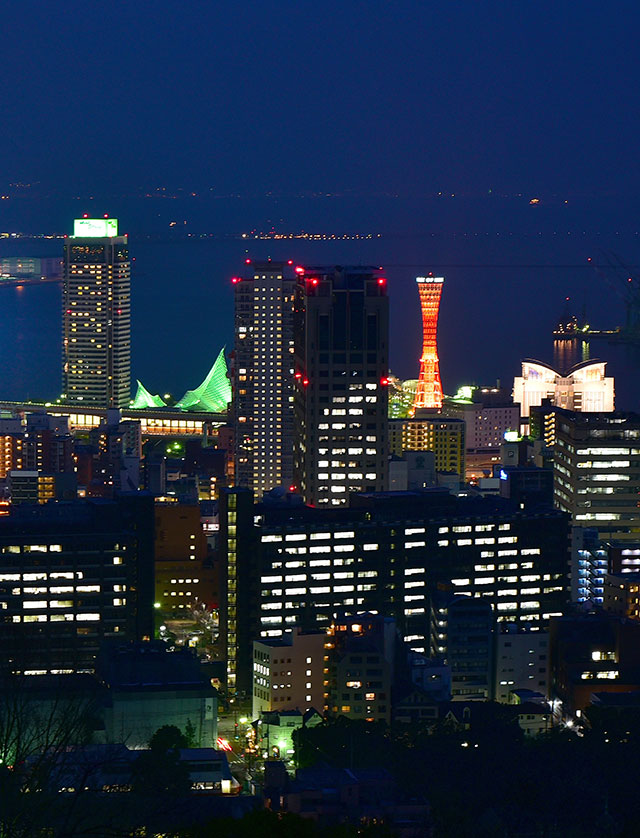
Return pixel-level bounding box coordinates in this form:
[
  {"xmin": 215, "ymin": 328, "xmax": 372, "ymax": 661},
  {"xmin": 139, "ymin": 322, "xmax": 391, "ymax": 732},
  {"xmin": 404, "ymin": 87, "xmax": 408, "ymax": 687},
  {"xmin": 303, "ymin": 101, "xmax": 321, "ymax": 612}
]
[
  {"xmin": 513, "ymin": 359, "xmax": 614, "ymax": 419},
  {"xmin": 252, "ymin": 629, "xmax": 325, "ymax": 719},
  {"xmin": 494, "ymin": 626, "xmax": 549, "ymax": 702}
]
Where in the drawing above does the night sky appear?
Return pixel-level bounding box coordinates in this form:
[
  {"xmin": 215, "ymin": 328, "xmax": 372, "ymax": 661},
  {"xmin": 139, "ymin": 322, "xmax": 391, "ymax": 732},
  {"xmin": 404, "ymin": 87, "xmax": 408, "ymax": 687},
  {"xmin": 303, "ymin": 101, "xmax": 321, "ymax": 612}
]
[
  {"xmin": 2, "ymin": 2, "xmax": 640, "ymax": 408},
  {"xmin": 3, "ymin": 1, "xmax": 640, "ymax": 201}
]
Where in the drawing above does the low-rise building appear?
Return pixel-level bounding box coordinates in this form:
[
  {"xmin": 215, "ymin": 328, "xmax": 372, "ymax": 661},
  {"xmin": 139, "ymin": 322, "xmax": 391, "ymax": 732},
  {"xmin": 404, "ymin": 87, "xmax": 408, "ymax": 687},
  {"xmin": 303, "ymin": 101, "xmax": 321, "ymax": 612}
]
[
  {"xmin": 252, "ymin": 629, "xmax": 325, "ymax": 719},
  {"xmin": 494, "ymin": 625, "xmax": 549, "ymax": 702},
  {"xmin": 550, "ymin": 610, "xmax": 640, "ymax": 711},
  {"xmin": 325, "ymin": 614, "xmax": 397, "ymax": 724},
  {"xmin": 603, "ymin": 572, "xmax": 640, "ymax": 620},
  {"xmin": 97, "ymin": 641, "xmax": 218, "ymax": 748},
  {"xmin": 258, "ymin": 708, "xmax": 322, "ymax": 760}
]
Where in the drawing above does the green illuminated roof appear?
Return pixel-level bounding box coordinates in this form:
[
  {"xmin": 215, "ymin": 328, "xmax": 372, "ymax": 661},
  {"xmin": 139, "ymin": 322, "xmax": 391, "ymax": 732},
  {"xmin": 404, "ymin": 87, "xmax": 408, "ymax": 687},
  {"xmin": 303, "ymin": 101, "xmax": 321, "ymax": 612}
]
[
  {"xmin": 130, "ymin": 380, "xmax": 167, "ymax": 409},
  {"xmin": 448, "ymin": 385, "xmax": 477, "ymax": 404},
  {"xmin": 73, "ymin": 218, "xmax": 118, "ymax": 237},
  {"xmin": 175, "ymin": 348, "xmax": 232, "ymax": 413}
]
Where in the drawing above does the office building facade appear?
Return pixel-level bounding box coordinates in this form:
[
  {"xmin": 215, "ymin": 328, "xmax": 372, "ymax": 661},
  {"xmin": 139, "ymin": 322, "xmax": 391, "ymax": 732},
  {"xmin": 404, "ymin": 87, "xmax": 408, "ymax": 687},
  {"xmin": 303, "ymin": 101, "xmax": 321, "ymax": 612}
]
[
  {"xmin": 0, "ymin": 495, "xmax": 154, "ymax": 676},
  {"xmin": 62, "ymin": 217, "xmax": 131, "ymax": 408},
  {"xmin": 552, "ymin": 408, "xmax": 640, "ymax": 541},
  {"xmin": 232, "ymin": 261, "xmax": 295, "ymax": 497},
  {"xmin": 430, "ymin": 595, "xmax": 495, "ymax": 700},
  {"xmin": 219, "ymin": 489, "xmax": 569, "ymax": 690},
  {"xmin": 441, "ymin": 386, "xmax": 520, "ymax": 479},
  {"xmin": 390, "ymin": 415, "xmax": 466, "ymax": 477},
  {"xmin": 293, "ymin": 266, "xmax": 389, "ymax": 505}
]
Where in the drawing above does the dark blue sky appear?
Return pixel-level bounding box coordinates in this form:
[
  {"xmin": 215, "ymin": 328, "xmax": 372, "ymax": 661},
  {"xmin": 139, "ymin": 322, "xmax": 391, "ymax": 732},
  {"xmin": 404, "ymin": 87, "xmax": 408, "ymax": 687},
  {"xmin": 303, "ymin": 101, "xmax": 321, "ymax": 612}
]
[
  {"xmin": 3, "ymin": 1, "xmax": 640, "ymax": 201},
  {"xmin": 2, "ymin": 2, "xmax": 640, "ymax": 409}
]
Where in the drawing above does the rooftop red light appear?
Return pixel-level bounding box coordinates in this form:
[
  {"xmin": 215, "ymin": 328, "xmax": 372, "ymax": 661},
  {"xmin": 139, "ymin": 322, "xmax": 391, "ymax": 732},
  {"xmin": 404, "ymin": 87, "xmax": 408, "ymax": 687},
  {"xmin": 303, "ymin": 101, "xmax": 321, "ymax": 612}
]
[{"xmin": 295, "ymin": 266, "xmax": 305, "ymax": 274}]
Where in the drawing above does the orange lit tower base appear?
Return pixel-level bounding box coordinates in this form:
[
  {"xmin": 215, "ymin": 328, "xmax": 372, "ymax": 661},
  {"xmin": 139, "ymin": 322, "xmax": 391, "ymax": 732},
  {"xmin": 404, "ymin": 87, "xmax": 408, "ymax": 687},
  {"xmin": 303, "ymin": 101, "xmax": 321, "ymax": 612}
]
[{"xmin": 413, "ymin": 275, "xmax": 444, "ymax": 411}]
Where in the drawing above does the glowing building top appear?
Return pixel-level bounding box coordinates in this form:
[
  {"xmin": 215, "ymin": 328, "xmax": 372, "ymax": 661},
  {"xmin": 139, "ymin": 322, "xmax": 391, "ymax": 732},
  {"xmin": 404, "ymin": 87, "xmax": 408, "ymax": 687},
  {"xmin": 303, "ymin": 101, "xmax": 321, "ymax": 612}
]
[
  {"xmin": 513, "ymin": 359, "xmax": 615, "ymax": 417},
  {"xmin": 72, "ymin": 217, "xmax": 119, "ymax": 237},
  {"xmin": 413, "ymin": 276, "xmax": 444, "ymax": 411}
]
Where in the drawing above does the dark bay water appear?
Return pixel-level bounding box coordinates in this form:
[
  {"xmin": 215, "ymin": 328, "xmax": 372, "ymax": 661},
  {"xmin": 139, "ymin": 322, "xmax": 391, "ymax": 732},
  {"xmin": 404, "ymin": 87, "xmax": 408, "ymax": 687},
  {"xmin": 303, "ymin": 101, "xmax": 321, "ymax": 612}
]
[{"xmin": 1, "ymin": 196, "xmax": 639, "ymax": 410}]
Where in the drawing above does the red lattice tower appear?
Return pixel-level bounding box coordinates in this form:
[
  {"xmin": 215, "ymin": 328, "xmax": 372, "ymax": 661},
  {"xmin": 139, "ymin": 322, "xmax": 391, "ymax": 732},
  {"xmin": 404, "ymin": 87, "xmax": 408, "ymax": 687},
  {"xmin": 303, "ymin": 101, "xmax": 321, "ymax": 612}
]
[{"xmin": 413, "ymin": 276, "xmax": 444, "ymax": 410}]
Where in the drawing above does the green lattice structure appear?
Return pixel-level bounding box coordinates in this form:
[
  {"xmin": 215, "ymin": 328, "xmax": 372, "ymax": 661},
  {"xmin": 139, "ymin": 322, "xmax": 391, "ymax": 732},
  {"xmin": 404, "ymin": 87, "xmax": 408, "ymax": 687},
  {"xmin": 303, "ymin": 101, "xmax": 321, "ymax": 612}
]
[
  {"xmin": 130, "ymin": 380, "xmax": 167, "ymax": 409},
  {"xmin": 175, "ymin": 348, "xmax": 232, "ymax": 413}
]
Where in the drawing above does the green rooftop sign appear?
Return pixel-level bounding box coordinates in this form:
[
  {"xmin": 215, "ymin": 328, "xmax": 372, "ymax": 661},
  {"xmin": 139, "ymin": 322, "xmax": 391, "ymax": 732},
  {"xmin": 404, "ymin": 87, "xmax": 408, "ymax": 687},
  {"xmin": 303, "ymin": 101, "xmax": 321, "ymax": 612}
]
[{"xmin": 73, "ymin": 218, "xmax": 119, "ymax": 237}]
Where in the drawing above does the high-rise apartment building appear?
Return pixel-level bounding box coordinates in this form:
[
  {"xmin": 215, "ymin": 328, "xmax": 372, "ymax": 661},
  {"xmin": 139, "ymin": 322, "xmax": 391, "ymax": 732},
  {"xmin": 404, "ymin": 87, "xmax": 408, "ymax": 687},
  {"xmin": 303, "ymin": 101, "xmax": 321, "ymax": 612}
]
[
  {"xmin": 414, "ymin": 275, "xmax": 444, "ymax": 411},
  {"xmin": 232, "ymin": 261, "xmax": 295, "ymax": 497},
  {"xmin": 293, "ymin": 266, "xmax": 389, "ymax": 505},
  {"xmin": 62, "ymin": 217, "xmax": 131, "ymax": 408}
]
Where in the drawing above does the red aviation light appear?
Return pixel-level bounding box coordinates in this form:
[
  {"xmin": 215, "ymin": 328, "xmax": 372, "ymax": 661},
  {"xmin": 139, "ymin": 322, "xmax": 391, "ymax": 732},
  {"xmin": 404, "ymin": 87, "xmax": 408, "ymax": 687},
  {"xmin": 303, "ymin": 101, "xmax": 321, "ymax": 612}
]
[
  {"xmin": 245, "ymin": 258, "xmax": 251, "ymax": 264},
  {"xmin": 294, "ymin": 372, "xmax": 302, "ymax": 379},
  {"xmin": 377, "ymin": 277, "xmax": 386, "ymax": 286},
  {"xmin": 287, "ymin": 259, "xmax": 293, "ymax": 265},
  {"xmin": 295, "ymin": 266, "xmax": 305, "ymax": 274},
  {"xmin": 380, "ymin": 377, "xmax": 389, "ymax": 386},
  {"xmin": 310, "ymin": 277, "xmax": 319, "ymax": 286},
  {"xmin": 231, "ymin": 276, "xmax": 240, "ymax": 284},
  {"xmin": 289, "ymin": 485, "xmax": 296, "ymax": 492},
  {"xmin": 303, "ymin": 378, "xmax": 309, "ymax": 386}
]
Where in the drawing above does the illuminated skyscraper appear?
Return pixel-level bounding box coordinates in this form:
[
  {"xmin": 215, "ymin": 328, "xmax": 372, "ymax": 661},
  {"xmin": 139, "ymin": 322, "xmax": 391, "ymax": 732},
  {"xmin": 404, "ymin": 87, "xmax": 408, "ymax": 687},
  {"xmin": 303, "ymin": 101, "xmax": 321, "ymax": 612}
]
[
  {"xmin": 232, "ymin": 261, "xmax": 295, "ymax": 496},
  {"xmin": 413, "ymin": 275, "xmax": 444, "ymax": 411},
  {"xmin": 62, "ymin": 218, "xmax": 131, "ymax": 408},
  {"xmin": 293, "ymin": 266, "xmax": 389, "ymax": 505}
]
